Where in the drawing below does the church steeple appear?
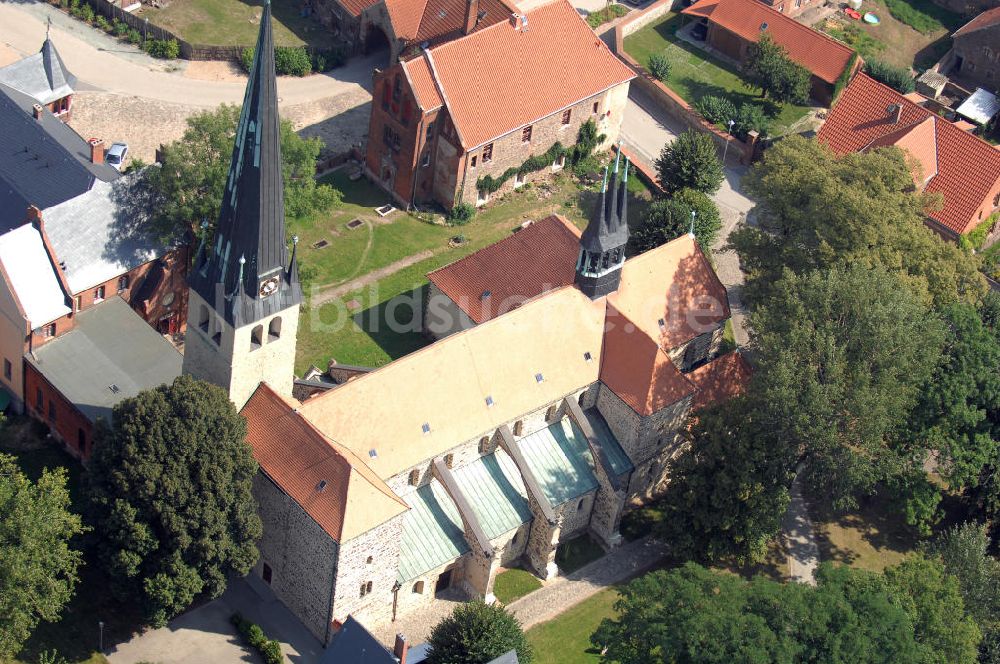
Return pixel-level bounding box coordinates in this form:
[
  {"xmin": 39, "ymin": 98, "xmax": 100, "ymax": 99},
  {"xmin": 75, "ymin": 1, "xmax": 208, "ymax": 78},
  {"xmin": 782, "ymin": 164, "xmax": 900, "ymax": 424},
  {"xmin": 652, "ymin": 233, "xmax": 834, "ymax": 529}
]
[
  {"xmin": 189, "ymin": 0, "xmax": 300, "ymax": 327},
  {"xmin": 183, "ymin": 0, "xmax": 301, "ymax": 408},
  {"xmin": 576, "ymin": 151, "xmax": 630, "ymax": 300}
]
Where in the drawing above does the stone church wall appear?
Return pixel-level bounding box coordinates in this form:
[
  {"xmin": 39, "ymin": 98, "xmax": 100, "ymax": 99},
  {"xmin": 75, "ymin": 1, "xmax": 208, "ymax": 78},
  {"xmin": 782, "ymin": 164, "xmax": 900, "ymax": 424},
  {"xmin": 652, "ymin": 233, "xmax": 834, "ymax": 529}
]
[
  {"xmin": 252, "ymin": 473, "xmax": 339, "ymax": 644},
  {"xmin": 330, "ymin": 514, "xmax": 406, "ymax": 628}
]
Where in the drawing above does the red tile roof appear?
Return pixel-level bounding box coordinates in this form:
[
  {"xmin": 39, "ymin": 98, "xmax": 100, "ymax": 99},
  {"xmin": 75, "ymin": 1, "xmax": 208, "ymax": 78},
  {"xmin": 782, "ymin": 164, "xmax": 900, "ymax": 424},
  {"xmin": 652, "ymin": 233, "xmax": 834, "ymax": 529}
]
[
  {"xmin": 403, "ymin": 55, "xmax": 444, "ymax": 111},
  {"xmin": 427, "ymin": 215, "xmax": 581, "ymax": 324},
  {"xmin": 682, "ymin": 0, "xmax": 856, "ymax": 84},
  {"xmin": 953, "ymin": 6, "xmax": 1000, "ymax": 37},
  {"xmin": 339, "ymin": 0, "xmax": 380, "ymax": 19},
  {"xmin": 817, "ymin": 73, "xmax": 1000, "ymax": 235},
  {"xmin": 386, "ymin": 0, "xmax": 513, "ymax": 44},
  {"xmin": 242, "ymin": 384, "xmax": 407, "ymax": 541},
  {"xmin": 688, "ymin": 350, "xmax": 751, "ymax": 411},
  {"xmin": 599, "ymin": 304, "xmax": 696, "ymax": 416},
  {"xmin": 420, "ymin": 0, "xmax": 634, "ymax": 148}
]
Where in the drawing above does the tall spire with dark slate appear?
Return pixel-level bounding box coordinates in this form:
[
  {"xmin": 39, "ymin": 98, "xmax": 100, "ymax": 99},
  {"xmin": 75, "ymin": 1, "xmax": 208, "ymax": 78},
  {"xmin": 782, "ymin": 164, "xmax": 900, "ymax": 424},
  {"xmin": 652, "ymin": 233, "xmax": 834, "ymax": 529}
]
[
  {"xmin": 575, "ymin": 150, "xmax": 630, "ymax": 300},
  {"xmin": 189, "ymin": 0, "xmax": 301, "ymax": 326}
]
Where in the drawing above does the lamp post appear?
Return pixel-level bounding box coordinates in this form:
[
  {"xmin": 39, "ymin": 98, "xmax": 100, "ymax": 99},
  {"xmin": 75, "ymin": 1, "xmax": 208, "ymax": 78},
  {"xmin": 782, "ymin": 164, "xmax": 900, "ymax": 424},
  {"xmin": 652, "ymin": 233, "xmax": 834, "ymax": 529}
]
[
  {"xmin": 143, "ymin": 17, "xmax": 148, "ymax": 47},
  {"xmin": 722, "ymin": 119, "xmax": 735, "ymax": 164},
  {"xmin": 98, "ymin": 621, "xmax": 104, "ymax": 652},
  {"xmin": 689, "ymin": 209, "xmax": 696, "ymax": 237}
]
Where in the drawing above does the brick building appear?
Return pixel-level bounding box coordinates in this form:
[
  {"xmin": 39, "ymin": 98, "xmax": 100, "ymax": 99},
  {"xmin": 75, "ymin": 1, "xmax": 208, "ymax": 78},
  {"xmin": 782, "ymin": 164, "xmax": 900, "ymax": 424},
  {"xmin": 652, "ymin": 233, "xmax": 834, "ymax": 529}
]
[
  {"xmin": 950, "ymin": 8, "xmax": 1000, "ymax": 91},
  {"xmin": 818, "ymin": 73, "xmax": 1000, "ymax": 245},
  {"xmin": 0, "ymin": 35, "xmax": 77, "ymax": 123},
  {"xmin": 364, "ymin": 0, "xmax": 634, "ymax": 211},
  {"xmin": 681, "ymin": 0, "xmax": 860, "ymax": 105}
]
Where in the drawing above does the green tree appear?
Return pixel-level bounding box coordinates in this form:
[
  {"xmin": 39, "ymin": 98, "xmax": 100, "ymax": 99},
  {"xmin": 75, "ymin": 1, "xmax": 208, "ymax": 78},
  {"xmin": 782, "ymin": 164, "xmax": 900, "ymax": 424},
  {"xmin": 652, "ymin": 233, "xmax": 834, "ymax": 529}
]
[
  {"xmin": 0, "ymin": 455, "xmax": 84, "ymax": 659},
  {"xmin": 630, "ymin": 187, "xmax": 723, "ymax": 253},
  {"xmin": 654, "ymin": 130, "xmax": 725, "ymax": 195},
  {"xmin": 750, "ymin": 265, "xmax": 946, "ymax": 510},
  {"xmin": 864, "ymin": 59, "xmax": 916, "ymax": 93},
  {"xmin": 924, "ymin": 522, "xmax": 1000, "ymax": 632},
  {"xmin": 87, "ymin": 375, "xmax": 262, "ymax": 626},
  {"xmin": 145, "ymin": 104, "xmax": 340, "ymax": 242},
  {"xmin": 426, "ymin": 600, "xmax": 532, "ymax": 664},
  {"xmin": 657, "ymin": 398, "xmax": 794, "ymax": 564},
  {"xmin": 732, "ymin": 136, "xmax": 986, "ymax": 310},
  {"xmin": 882, "ymin": 555, "xmax": 982, "ymax": 664},
  {"xmin": 744, "ymin": 34, "xmax": 811, "ymax": 104},
  {"xmin": 592, "ymin": 561, "xmax": 922, "ymax": 664}
]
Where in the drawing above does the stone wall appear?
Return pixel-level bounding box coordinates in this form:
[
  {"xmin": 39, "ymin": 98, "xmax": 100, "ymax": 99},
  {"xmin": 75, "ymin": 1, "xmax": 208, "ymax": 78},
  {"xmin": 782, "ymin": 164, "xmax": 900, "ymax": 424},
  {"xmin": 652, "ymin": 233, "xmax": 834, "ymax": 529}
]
[
  {"xmin": 423, "ymin": 280, "xmax": 477, "ymax": 340},
  {"xmin": 455, "ymin": 83, "xmax": 631, "ymax": 208},
  {"xmin": 554, "ymin": 489, "xmax": 598, "ymax": 540},
  {"xmin": 331, "ymin": 514, "xmax": 406, "ymax": 628},
  {"xmin": 253, "ymin": 473, "xmax": 338, "ymax": 644},
  {"xmin": 596, "ymin": 382, "xmax": 693, "ymax": 472}
]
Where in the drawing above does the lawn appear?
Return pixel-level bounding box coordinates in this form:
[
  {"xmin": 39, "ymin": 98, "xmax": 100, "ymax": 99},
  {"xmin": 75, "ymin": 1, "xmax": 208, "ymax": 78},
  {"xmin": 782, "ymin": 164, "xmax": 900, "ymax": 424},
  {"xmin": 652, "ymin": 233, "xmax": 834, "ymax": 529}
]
[
  {"xmin": 493, "ymin": 568, "xmax": 543, "ymax": 605},
  {"xmin": 817, "ymin": 0, "xmax": 962, "ymax": 69},
  {"xmin": 0, "ymin": 419, "xmax": 134, "ymax": 664},
  {"xmin": 623, "ymin": 14, "xmax": 811, "ymax": 135},
  {"xmin": 526, "ymin": 588, "xmax": 618, "ymax": 664},
  {"xmin": 555, "ymin": 535, "xmax": 606, "ymax": 574},
  {"xmin": 140, "ymin": 0, "xmax": 338, "ymax": 49},
  {"xmin": 293, "ymin": 166, "xmax": 654, "ymax": 373},
  {"xmin": 811, "ymin": 496, "xmax": 921, "ymax": 573}
]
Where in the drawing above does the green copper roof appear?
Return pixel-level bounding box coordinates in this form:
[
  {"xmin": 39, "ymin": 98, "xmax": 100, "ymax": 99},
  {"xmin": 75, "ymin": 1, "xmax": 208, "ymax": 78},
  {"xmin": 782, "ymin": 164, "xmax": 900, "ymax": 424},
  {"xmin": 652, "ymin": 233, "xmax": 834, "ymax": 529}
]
[
  {"xmin": 452, "ymin": 450, "xmax": 532, "ymax": 540},
  {"xmin": 397, "ymin": 481, "xmax": 469, "ymax": 583},
  {"xmin": 516, "ymin": 418, "xmax": 600, "ymax": 506},
  {"xmin": 584, "ymin": 408, "xmax": 634, "ymax": 477}
]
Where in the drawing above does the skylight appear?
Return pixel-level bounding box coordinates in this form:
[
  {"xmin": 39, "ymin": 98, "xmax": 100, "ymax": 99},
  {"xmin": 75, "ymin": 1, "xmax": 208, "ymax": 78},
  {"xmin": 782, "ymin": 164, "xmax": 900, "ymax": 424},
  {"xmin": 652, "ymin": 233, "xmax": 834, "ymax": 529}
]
[
  {"xmin": 422, "ymin": 423, "xmax": 431, "ymax": 434},
  {"xmin": 535, "ymin": 373, "xmax": 544, "ymax": 383},
  {"xmin": 485, "ymin": 395, "xmax": 494, "ymax": 407}
]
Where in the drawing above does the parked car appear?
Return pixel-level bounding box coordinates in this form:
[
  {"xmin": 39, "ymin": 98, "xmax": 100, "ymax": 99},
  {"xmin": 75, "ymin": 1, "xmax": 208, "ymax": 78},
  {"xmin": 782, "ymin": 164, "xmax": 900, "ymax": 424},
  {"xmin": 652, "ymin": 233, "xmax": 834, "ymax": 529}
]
[{"xmin": 106, "ymin": 142, "xmax": 129, "ymax": 171}]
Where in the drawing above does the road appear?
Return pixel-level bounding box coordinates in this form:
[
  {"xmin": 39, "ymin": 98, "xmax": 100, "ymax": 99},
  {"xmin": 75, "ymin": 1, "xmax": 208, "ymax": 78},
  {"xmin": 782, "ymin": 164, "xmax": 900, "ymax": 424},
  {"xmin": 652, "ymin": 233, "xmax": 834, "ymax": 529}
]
[
  {"xmin": 620, "ymin": 87, "xmax": 752, "ymax": 347},
  {"xmin": 0, "ymin": 0, "xmax": 376, "ymax": 106}
]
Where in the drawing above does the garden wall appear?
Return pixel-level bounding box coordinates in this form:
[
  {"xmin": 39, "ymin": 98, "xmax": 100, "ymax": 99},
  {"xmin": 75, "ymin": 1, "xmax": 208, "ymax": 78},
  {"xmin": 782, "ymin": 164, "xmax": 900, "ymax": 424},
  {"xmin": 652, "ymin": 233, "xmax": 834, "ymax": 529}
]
[{"xmin": 612, "ymin": 1, "xmax": 755, "ymax": 164}]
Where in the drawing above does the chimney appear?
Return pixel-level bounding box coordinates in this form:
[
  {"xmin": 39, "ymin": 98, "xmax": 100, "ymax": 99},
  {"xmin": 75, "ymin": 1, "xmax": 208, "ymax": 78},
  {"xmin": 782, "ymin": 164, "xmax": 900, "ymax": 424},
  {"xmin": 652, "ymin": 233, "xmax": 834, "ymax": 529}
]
[
  {"xmin": 32, "ymin": 104, "xmax": 43, "ymax": 120},
  {"xmin": 26, "ymin": 205, "xmax": 43, "ymax": 227},
  {"xmin": 510, "ymin": 12, "xmax": 521, "ymax": 30},
  {"xmin": 886, "ymin": 103, "xmax": 902, "ymax": 124},
  {"xmin": 89, "ymin": 138, "xmax": 104, "ymax": 165},
  {"xmin": 393, "ymin": 634, "xmax": 409, "ymax": 664},
  {"xmin": 463, "ymin": 0, "xmax": 480, "ymax": 34}
]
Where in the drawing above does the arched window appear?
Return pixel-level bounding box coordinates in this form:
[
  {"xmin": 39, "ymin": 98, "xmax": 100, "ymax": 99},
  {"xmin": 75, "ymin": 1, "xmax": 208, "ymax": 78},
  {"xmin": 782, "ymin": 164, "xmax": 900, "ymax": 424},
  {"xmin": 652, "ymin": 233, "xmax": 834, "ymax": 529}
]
[
  {"xmin": 413, "ymin": 580, "xmax": 424, "ymax": 594},
  {"xmin": 268, "ymin": 317, "xmax": 282, "ymax": 342},
  {"xmin": 251, "ymin": 325, "xmax": 263, "ymax": 350},
  {"xmin": 198, "ymin": 305, "xmax": 210, "ymax": 332},
  {"xmin": 513, "ymin": 420, "xmax": 524, "ymax": 436},
  {"xmin": 577, "ymin": 498, "xmax": 585, "ymax": 512}
]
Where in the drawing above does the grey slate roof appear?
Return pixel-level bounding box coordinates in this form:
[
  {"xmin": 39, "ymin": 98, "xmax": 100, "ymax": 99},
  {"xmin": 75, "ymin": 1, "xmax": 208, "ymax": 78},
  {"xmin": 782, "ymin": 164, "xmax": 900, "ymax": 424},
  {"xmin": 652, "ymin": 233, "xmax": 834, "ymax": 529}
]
[
  {"xmin": 189, "ymin": 1, "xmax": 301, "ymax": 327},
  {"xmin": 0, "ymin": 82, "xmax": 118, "ymax": 230},
  {"xmin": 42, "ymin": 172, "xmax": 168, "ymax": 293},
  {"xmin": 319, "ymin": 616, "xmax": 398, "ymax": 664},
  {"xmin": 0, "ymin": 38, "xmax": 77, "ymax": 106},
  {"xmin": 26, "ymin": 297, "xmax": 182, "ymax": 423},
  {"xmin": 580, "ymin": 154, "xmax": 630, "ymax": 255}
]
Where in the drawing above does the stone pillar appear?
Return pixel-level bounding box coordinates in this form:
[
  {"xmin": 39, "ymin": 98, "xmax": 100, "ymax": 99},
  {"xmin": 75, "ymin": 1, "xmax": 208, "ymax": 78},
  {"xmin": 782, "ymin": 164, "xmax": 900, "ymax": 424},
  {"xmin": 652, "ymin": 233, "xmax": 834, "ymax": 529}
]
[{"xmin": 495, "ymin": 425, "xmax": 560, "ymax": 580}]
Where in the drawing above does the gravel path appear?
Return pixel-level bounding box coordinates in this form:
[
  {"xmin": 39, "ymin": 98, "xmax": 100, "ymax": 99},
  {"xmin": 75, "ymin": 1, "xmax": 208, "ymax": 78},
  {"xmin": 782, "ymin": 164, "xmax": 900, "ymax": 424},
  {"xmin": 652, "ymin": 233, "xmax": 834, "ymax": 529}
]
[{"xmin": 783, "ymin": 472, "xmax": 820, "ymax": 585}]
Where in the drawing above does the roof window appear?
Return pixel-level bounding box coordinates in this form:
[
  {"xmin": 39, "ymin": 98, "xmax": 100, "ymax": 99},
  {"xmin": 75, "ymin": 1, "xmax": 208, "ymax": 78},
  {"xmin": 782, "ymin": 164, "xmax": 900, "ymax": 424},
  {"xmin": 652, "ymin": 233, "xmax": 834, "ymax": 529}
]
[
  {"xmin": 760, "ymin": 21, "xmax": 768, "ymax": 30},
  {"xmin": 316, "ymin": 480, "xmax": 328, "ymax": 492},
  {"xmin": 481, "ymin": 290, "xmax": 492, "ymax": 300},
  {"xmin": 657, "ymin": 318, "xmax": 666, "ymax": 328},
  {"xmin": 369, "ymin": 448, "xmax": 378, "ymax": 458},
  {"xmin": 485, "ymin": 395, "xmax": 494, "ymax": 407},
  {"xmin": 584, "ymin": 352, "xmax": 593, "ymax": 362},
  {"xmin": 422, "ymin": 422, "xmax": 431, "ymax": 434},
  {"xmin": 535, "ymin": 373, "xmax": 544, "ymax": 383}
]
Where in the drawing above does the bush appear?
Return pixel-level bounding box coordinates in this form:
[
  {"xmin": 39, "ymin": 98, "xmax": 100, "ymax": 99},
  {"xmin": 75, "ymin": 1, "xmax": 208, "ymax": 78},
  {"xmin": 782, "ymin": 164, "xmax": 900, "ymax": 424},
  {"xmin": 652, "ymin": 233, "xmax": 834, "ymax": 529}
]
[
  {"xmin": 448, "ymin": 202, "xmax": 475, "ymax": 225},
  {"xmin": 94, "ymin": 15, "xmax": 111, "ymax": 32},
  {"xmin": 240, "ymin": 47, "xmax": 255, "ymax": 73},
  {"xmin": 586, "ymin": 3, "xmax": 628, "ymax": 28},
  {"xmin": 274, "ymin": 46, "xmax": 312, "ymax": 76},
  {"xmin": 310, "ymin": 49, "xmax": 347, "ymax": 73},
  {"xmin": 648, "ymin": 52, "xmax": 671, "ymax": 81},
  {"xmin": 78, "ymin": 3, "xmax": 95, "ymax": 22},
  {"xmin": 694, "ymin": 95, "xmax": 737, "ymax": 125},
  {"xmin": 732, "ymin": 102, "xmax": 770, "ymax": 139},
  {"xmin": 146, "ymin": 39, "xmax": 180, "ymax": 59},
  {"xmin": 231, "ymin": 613, "xmax": 284, "ymax": 664},
  {"xmin": 126, "ymin": 28, "xmax": 142, "ymax": 45},
  {"xmin": 864, "ymin": 59, "xmax": 915, "ymax": 93},
  {"xmin": 114, "ymin": 20, "xmax": 129, "ymax": 37}
]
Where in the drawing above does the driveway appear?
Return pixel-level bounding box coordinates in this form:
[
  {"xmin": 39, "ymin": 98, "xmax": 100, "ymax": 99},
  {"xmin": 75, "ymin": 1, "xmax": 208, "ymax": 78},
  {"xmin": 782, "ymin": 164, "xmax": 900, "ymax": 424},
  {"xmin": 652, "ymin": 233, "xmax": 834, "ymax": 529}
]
[{"xmin": 107, "ymin": 577, "xmax": 323, "ymax": 664}]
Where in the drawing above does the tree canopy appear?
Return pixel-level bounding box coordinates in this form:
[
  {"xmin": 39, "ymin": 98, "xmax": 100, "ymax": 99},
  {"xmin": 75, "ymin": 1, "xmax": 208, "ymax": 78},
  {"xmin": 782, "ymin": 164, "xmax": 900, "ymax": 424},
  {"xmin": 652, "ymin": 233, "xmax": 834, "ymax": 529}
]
[
  {"xmin": 731, "ymin": 136, "xmax": 986, "ymax": 310},
  {"xmin": 0, "ymin": 454, "xmax": 84, "ymax": 659},
  {"xmin": 744, "ymin": 34, "xmax": 811, "ymax": 104},
  {"xmin": 87, "ymin": 375, "xmax": 262, "ymax": 626},
  {"xmin": 655, "ymin": 130, "xmax": 725, "ymax": 195},
  {"xmin": 426, "ymin": 600, "xmax": 532, "ymax": 664},
  {"xmin": 144, "ymin": 104, "xmax": 340, "ymax": 242},
  {"xmin": 591, "ymin": 560, "xmax": 980, "ymax": 664},
  {"xmin": 630, "ymin": 187, "xmax": 723, "ymax": 253}
]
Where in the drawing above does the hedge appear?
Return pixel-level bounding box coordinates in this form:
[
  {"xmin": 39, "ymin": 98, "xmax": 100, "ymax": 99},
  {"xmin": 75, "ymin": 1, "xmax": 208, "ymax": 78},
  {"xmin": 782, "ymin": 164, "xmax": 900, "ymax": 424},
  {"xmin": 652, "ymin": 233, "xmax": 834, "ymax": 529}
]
[{"xmin": 231, "ymin": 613, "xmax": 284, "ymax": 664}]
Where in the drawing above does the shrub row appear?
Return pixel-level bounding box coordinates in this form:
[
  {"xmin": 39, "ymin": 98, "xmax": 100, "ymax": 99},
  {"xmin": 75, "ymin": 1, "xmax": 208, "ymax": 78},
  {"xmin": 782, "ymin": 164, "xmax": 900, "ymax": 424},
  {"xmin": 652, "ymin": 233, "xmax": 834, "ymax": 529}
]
[
  {"xmin": 586, "ymin": 3, "xmax": 628, "ymax": 28},
  {"xmin": 231, "ymin": 613, "xmax": 284, "ymax": 664},
  {"xmin": 57, "ymin": 0, "xmax": 180, "ymax": 58},
  {"xmin": 240, "ymin": 46, "xmax": 346, "ymax": 76},
  {"xmin": 864, "ymin": 59, "xmax": 915, "ymax": 94},
  {"xmin": 693, "ymin": 95, "xmax": 770, "ymax": 139}
]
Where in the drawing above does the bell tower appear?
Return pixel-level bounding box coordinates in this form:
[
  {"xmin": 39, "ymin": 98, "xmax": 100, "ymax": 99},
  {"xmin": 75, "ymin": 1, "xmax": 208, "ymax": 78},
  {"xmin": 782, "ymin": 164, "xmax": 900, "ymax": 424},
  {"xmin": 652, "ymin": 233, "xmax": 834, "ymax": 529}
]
[
  {"xmin": 182, "ymin": 0, "xmax": 302, "ymax": 408},
  {"xmin": 576, "ymin": 151, "xmax": 630, "ymax": 300}
]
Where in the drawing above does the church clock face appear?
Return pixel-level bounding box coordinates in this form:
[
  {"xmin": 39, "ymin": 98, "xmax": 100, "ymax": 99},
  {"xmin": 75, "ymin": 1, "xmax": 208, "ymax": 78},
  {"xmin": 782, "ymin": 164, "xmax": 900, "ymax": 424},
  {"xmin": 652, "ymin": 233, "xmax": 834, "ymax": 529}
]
[{"xmin": 259, "ymin": 276, "xmax": 280, "ymax": 298}]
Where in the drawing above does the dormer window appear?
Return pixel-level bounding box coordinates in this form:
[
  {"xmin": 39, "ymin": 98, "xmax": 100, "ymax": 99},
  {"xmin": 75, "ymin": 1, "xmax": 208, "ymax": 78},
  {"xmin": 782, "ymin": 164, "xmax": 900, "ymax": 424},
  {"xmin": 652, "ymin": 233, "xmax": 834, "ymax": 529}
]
[
  {"xmin": 422, "ymin": 422, "xmax": 431, "ymax": 434},
  {"xmin": 535, "ymin": 373, "xmax": 544, "ymax": 383}
]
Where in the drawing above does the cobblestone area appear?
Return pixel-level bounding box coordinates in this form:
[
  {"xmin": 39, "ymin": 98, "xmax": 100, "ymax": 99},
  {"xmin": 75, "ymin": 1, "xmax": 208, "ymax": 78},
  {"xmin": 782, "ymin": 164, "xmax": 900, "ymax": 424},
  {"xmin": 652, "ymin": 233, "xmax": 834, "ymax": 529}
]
[{"xmin": 370, "ymin": 536, "xmax": 668, "ymax": 647}]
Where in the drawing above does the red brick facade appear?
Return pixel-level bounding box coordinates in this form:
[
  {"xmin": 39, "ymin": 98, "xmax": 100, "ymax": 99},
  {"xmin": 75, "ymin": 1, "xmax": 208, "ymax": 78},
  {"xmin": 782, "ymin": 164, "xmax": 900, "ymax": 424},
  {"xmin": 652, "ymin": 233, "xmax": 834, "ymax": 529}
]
[{"xmin": 24, "ymin": 361, "xmax": 93, "ymax": 459}]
